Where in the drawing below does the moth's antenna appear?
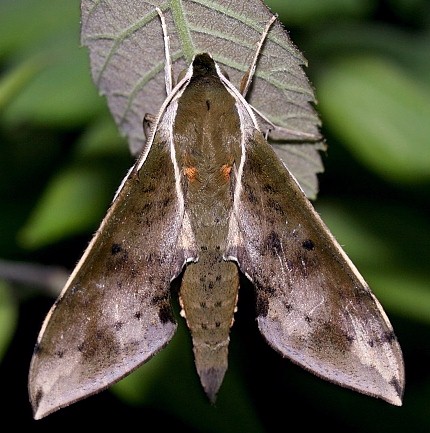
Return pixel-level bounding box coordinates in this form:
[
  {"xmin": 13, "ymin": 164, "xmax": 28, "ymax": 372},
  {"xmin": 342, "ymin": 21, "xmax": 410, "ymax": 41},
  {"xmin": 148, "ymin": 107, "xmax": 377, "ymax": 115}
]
[
  {"xmin": 156, "ymin": 7, "xmax": 173, "ymax": 95},
  {"xmin": 240, "ymin": 14, "xmax": 276, "ymax": 97}
]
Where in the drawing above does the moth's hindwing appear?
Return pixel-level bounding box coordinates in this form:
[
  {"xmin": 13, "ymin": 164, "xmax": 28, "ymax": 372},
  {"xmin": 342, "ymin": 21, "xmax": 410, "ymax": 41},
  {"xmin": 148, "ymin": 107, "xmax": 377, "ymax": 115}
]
[
  {"xmin": 226, "ymin": 129, "xmax": 404, "ymax": 406},
  {"xmin": 28, "ymin": 129, "xmax": 193, "ymax": 419}
]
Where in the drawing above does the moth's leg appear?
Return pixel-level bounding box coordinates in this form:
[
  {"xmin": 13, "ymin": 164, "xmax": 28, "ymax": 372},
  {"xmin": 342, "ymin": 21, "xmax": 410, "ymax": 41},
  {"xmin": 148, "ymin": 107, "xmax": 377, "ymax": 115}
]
[
  {"xmin": 251, "ymin": 107, "xmax": 323, "ymax": 142},
  {"xmin": 143, "ymin": 113, "xmax": 156, "ymax": 141}
]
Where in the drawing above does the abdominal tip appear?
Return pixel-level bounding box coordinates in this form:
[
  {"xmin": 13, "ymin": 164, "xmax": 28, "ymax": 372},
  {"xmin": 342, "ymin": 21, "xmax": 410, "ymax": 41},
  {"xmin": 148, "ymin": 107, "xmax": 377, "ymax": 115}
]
[{"xmin": 199, "ymin": 367, "xmax": 226, "ymax": 403}]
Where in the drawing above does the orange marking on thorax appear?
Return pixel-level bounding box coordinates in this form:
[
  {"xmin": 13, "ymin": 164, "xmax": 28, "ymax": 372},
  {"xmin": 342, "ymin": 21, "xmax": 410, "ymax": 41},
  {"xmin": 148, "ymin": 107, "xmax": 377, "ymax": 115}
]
[
  {"xmin": 220, "ymin": 164, "xmax": 232, "ymax": 181},
  {"xmin": 184, "ymin": 166, "xmax": 198, "ymax": 182}
]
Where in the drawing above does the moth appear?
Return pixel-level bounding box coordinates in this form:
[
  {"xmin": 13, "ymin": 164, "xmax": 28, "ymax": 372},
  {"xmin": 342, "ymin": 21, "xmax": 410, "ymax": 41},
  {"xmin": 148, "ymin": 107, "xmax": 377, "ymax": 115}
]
[{"xmin": 28, "ymin": 9, "xmax": 404, "ymax": 420}]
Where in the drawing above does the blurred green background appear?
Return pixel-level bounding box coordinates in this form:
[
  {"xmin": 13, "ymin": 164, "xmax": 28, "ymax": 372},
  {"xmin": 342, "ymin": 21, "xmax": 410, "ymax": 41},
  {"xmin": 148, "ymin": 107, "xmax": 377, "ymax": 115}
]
[{"xmin": 0, "ymin": 0, "xmax": 429, "ymax": 431}]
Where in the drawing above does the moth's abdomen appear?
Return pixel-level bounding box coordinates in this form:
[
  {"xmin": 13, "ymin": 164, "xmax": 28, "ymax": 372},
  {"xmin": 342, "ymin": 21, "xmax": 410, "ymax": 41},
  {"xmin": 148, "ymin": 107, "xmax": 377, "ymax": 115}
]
[{"xmin": 180, "ymin": 256, "xmax": 239, "ymax": 401}]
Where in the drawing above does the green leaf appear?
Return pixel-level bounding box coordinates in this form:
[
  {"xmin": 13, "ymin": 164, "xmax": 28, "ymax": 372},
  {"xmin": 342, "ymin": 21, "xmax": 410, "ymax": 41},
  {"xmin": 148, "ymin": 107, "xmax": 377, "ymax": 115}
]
[
  {"xmin": 307, "ymin": 23, "xmax": 430, "ymax": 87},
  {"xmin": 19, "ymin": 166, "xmax": 115, "ymax": 249},
  {"xmin": 0, "ymin": 0, "xmax": 104, "ymax": 127},
  {"xmin": 0, "ymin": 0, "xmax": 80, "ymax": 57},
  {"xmin": 74, "ymin": 115, "xmax": 129, "ymax": 159},
  {"xmin": 0, "ymin": 56, "xmax": 46, "ymax": 111},
  {"xmin": 317, "ymin": 56, "xmax": 430, "ymax": 183},
  {"xmin": 3, "ymin": 39, "xmax": 105, "ymax": 127},
  {"xmin": 368, "ymin": 272, "xmax": 430, "ymax": 325}
]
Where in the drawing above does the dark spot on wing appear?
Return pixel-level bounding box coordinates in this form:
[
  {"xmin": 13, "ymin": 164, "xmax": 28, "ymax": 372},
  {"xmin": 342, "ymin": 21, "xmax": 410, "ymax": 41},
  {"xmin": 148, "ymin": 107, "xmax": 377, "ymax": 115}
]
[
  {"xmin": 383, "ymin": 331, "xmax": 397, "ymax": 343},
  {"xmin": 161, "ymin": 196, "xmax": 172, "ymax": 208},
  {"xmin": 55, "ymin": 350, "xmax": 64, "ymax": 358},
  {"xmin": 286, "ymin": 259, "xmax": 294, "ymax": 271},
  {"xmin": 346, "ymin": 334, "xmax": 355, "ymax": 343},
  {"xmin": 114, "ymin": 321, "xmax": 124, "ymax": 331},
  {"xmin": 53, "ymin": 297, "xmax": 62, "ymax": 307},
  {"xmin": 137, "ymin": 203, "xmax": 155, "ymax": 226},
  {"xmin": 134, "ymin": 311, "xmax": 142, "ymax": 320},
  {"xmin": 263, "ymin": 183, "xmax": 275, "ymax": 193},
  {"xmin": 34, "ymin": 389, "xmax": 44, "ymax": 407},
  {"xmin": 206, "ymin": 99, "xmax": 211, "ymax": 110},
  {"xmin": 215, "ymin": 301, "xmax": 222, "ymax": 307},
  {"xmin": 140, "ymin": 202, "xmax": 152, "ymax": 213},
  {"xmin": 369, "ymin": 331, "xmax": 397, "ymax": 348},
  {"xmin": 215, "ymin": 321, "xmax": 221, "ymax": 328},
  {"xmin": 283, "ymin": 302, "xmax": 293, "ymax": 313},
  {"xmin": 255, "ymin": 280, "xmax": 275, "ymax": 295},
  {"xmin": 246, "ymin": 187, "xmax": 258, "ymax": 204},
  {"xmin": 304, "ymin": 315, "xmax": 312, "ymax": 323},
  {"xmin": 256, "ymin": 293, "xmax": 269, "ymax": 317},
  {"xmin": 142, "ymin": 184, "xmax": 156, "ymax": 194},
  {"xmin": 265, "ymin": 231, "xmax": 282, "ymax": 255},
  {"xmin": 111, "ymin": 243, "xmax": 122, "ymax": 255},
  {"xmin": 254, "ymin": 280, "xmax": 275, "ymax": 318},
  {"xmin": 158, "ymin": 304, "xmax": 175, "ymax": 324},
  {"xmin": 107, "ymin": 245, "xmax": 130, "ymax": 272},
  {"xmin": 302, "ymin": 239, "xmax": 315, "ymax": 251},
  {"xmin": 33, "ymin": 343, "xmax": 41, "ymax": 355},
  {"xmin": 266, "ymin": 198, "xmax": 284, "ymax": 215},
  {"xmin": 151, "ymin": 292, "xmax": 175, "ymax": 324},
  {"xmin": 390, "ymin": 376, "xmax": 403, "ymax": 398},
  {"xmin": 151, "ymin": 293, "xmax": 169, "ymax": 306},
  {"xmin": 70, "ymin": 283, "xmax": 82, "ymax": 296}
]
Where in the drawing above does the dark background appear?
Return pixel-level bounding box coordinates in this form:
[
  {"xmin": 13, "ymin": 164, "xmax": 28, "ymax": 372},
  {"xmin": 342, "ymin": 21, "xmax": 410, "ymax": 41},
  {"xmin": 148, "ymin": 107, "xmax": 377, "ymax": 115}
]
[{"xmin": 0, "ymin": 0, "xmax": 429, "ymax": 431}]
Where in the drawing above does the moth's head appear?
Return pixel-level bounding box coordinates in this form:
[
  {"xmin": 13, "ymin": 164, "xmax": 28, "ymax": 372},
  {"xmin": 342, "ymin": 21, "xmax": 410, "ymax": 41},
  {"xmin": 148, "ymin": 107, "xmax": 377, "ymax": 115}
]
[
  {"xmin": 176, "ymin": 53, "xmax": 230, "ymax": 84},
  {"xmin": 191, "ymin": 53, "xmax": 217, "ymax": 78}
]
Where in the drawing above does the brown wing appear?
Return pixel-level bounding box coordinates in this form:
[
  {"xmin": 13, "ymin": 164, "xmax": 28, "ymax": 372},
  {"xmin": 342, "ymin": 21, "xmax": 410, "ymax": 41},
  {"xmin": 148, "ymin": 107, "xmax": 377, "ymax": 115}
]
[
  {"xmin": 227, "ymin": 131, "xmax": 404, "ymax": 405},
  {"xmin": 29, "ymin": 132, "xmax": 194, "ymax": 419}
]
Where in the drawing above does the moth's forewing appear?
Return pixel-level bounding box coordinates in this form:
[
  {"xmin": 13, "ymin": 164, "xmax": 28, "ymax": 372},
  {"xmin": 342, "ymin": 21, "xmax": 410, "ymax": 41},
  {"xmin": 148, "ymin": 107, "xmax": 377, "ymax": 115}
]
[
  {"xmin": 28, "ymin": 131, "xmax": 192, "ymax": 419},
  {"xmin": 226, "ymin": 130, "xmax": 404, "ymax": 405}
]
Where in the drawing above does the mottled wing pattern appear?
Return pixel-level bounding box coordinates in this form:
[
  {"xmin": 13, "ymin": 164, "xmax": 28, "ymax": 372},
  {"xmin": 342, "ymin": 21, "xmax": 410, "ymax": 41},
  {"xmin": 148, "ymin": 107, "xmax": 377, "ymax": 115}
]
[
  {"xmin": 29, "ymin": 131, "xmax": 193, "ymax": 419},
  {"xmin": 227, "ymin": 131, "xmax": 404, "ymax": 405}
]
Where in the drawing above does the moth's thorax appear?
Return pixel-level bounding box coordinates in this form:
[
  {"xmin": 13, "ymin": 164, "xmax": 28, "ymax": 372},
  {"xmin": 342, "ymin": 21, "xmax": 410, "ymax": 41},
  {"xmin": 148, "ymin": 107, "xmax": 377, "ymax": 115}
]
[
  {"xmin": 173, "ymin": 65, "xmax": 242, "ymax": 244},
  {"xmin": 174, "ymin": 73, "xmax": 241, "ymax": 182}
]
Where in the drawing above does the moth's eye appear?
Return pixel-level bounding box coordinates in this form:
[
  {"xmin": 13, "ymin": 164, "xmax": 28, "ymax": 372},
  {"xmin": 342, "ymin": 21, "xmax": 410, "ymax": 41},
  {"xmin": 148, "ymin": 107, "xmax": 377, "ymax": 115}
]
[{"xmin": 177, "ymin": 69, "xmax": 187, "ymax": 82}]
